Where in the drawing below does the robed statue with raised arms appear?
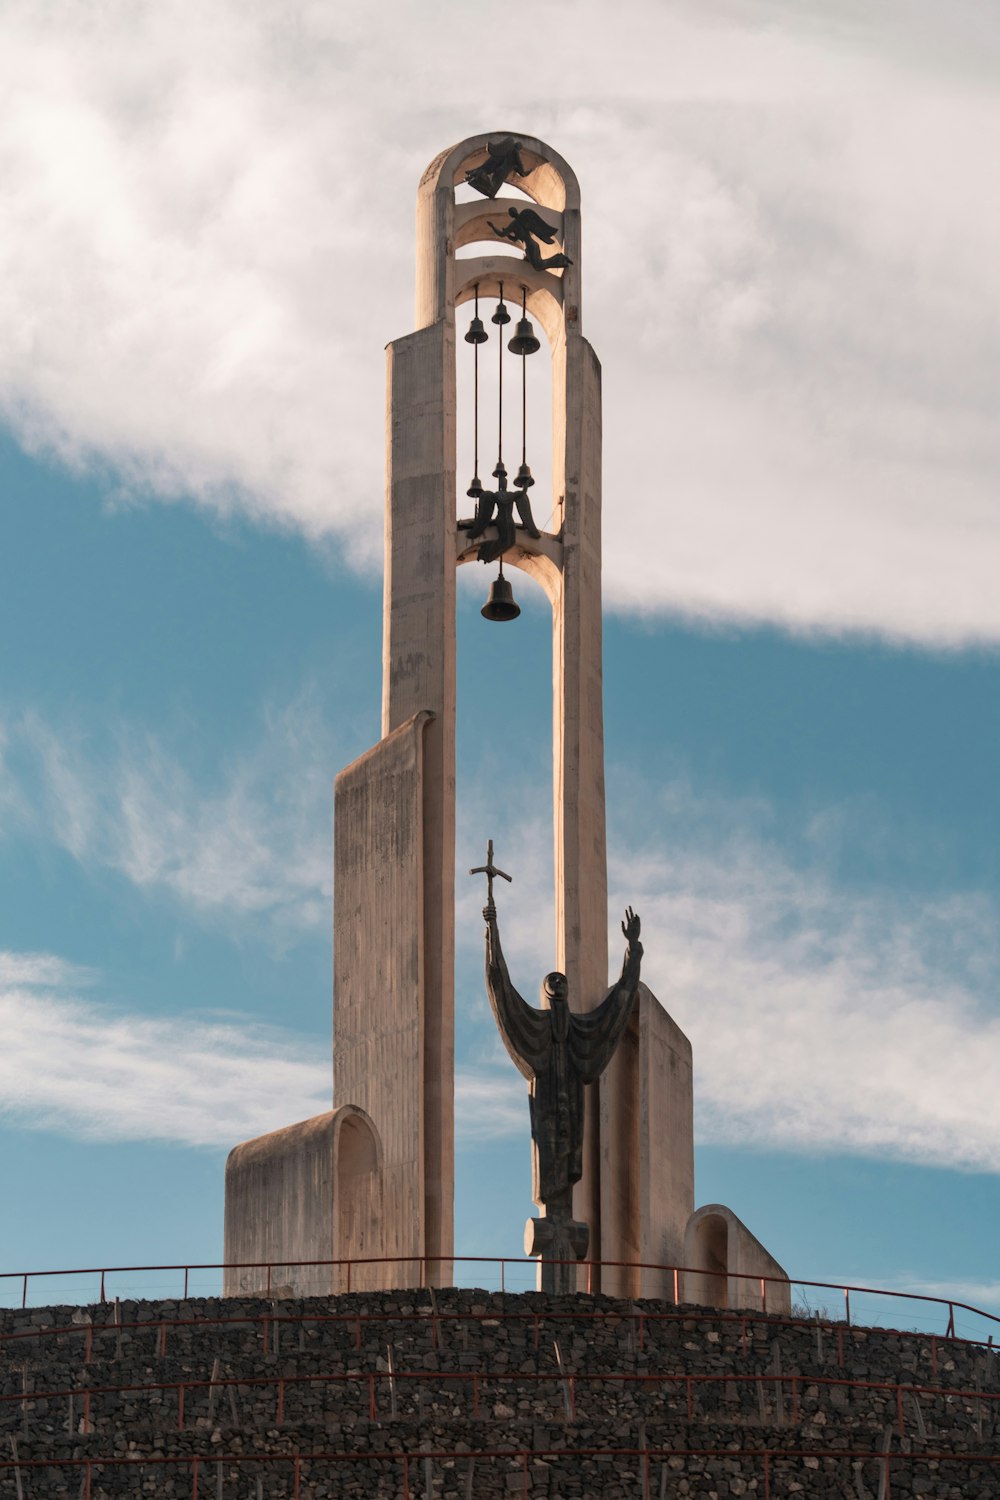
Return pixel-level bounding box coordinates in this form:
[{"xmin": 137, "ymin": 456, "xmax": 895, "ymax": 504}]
[{"xmin": 474, "ymin": 842, "xmax": 643, "ymax": 1290}]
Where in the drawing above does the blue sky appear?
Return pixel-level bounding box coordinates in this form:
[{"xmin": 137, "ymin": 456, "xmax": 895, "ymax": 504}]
[{"xmin": 1, "ymin": 0, "xmax": 998, "ymax": 1327}]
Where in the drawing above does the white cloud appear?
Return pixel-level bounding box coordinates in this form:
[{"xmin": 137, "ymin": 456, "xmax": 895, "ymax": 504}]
[
  {"xmin": 455, "ymin": 770, "xmax": 1000, "ymax": 1174},
  {"xmin": 1, "ymin": 0, "xmax": 998, "ymax": 642},
  {"xmin": 2, "ymin": 699, "xmax": 334, "ymax": 938},
  {"xmin": 0, "ymin": 944, "xmax": 524, "ymax": 1149},
  {"xmin": 0, "ymin": 950, "xmax": 330, "ymax": 1146},
  {"xmin": 609, "ymin": 791, "xmax": 1000, "ymax": 1174}
]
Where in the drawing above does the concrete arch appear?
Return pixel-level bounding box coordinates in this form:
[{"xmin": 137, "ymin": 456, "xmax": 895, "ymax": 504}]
[
  {"xmin": 224, "ymin": 1105, "xmax": 384, "ymax": 1298},
  {"xmin": 683, "ymin": 1204, "xmax": 791, "ymax": 1315}
]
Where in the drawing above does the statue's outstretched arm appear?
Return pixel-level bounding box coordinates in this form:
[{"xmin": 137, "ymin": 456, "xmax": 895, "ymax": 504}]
[
  {"xmin": 570, "ymin": 908, "xmax": 643, "ymax": 1081},
  {"xmin": 484, "ymin": 900, "xmax": 550, "ymax": 1079}
]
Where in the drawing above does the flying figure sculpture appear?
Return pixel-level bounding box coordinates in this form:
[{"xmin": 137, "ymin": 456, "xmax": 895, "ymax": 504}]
[{"xmin": 488, "ymin": 207, "xmax": 573, "ymax": 271}]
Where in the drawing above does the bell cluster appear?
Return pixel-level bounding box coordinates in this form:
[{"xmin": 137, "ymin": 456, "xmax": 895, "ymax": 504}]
[{"xmin": 464, "ymin": 291, "xmax": 541, "ymax": 357}]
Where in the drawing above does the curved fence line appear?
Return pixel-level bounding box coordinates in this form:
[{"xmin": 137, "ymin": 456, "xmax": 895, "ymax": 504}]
[
  {"xmin": 3, "ymin": 1365, "xmax": 997, "ymax": 1433},
  {"xmin": 2, "ymin": 1303, "xmax": 995, "ymax": 1369},
  {"xmin": 1, "ymin": 1253, "xmax": 997, "ymax": 1340},
  {"xmin": 1, "ymin": 1445, "xmax": 998, "ymax": 1500}
]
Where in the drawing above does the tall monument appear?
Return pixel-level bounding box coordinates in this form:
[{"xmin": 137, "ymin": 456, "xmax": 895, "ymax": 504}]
[{"xmin": 223, "ymin": 132, "xmax": 788, "ymax": 1308}]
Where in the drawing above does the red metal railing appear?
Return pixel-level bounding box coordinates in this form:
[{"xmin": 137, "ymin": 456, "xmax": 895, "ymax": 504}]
[
  {"xmin": 4, "ymin": 1365, "xmax": 997, "ymax": 1433},
  {"xmin": 2, "ymin": 1254, "xmax": 997, "ymax": 1342},
  {"xmin": 2, "ymin": 1303, "xmax": 994, "ymax": 1374},
  {"xmin": 1, "ymin": 1446, "xmax": 998, "ymax": 1500}
]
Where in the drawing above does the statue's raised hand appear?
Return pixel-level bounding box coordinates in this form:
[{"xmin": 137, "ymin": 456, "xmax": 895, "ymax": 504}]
[
  {"xmin": 483, "ymin": 898, "xmax": 497, "ymax": 924},
  {"xmin": 622, "ymin": 907, "xmax": 641, "ymax": 945}
]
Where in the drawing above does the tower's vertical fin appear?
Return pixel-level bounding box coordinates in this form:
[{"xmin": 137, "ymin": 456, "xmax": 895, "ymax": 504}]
[{"xmin": 381, "ymin": 320, "xmax": 457, "ymax": 1281}]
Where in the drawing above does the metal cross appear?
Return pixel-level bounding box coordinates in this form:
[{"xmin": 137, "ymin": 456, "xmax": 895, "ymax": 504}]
[{"xmin": 469, "ymin": 838, "xmax": 512, "ymax": 903}]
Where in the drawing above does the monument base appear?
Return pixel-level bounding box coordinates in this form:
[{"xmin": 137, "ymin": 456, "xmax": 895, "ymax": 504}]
[{"xmin": 525, "ymin": 1214, "xmax": 590, "ymax": 1295}]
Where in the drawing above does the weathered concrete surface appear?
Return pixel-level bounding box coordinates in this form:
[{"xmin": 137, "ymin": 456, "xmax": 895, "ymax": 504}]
[
  {"xmin": 333, "ymin": 711, "xmax": 432, "ymax": 1282},
  {"xmin": 600, "ymin": 983, "xmax": 695, "ymax": 1299},
  {"xmin": 419, "ymin": 137, "xmax": 618, "ymax": 1281},
  {"xmin": 223, "ymin": 1106, "xmax": 381, "ymax": 1297},
  {"xmin": 381, "ymin": 318, "xmax": 457, "ymax": 1284},
  {"xmin": 684, "ymin": 1202, "xmax": 792, "ymax": 1315}
]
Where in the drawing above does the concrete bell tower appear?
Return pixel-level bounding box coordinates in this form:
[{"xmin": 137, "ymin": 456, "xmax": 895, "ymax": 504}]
[{"xmin": 224, "ymin": 133, "xmax": 787, "ymax": 1307}]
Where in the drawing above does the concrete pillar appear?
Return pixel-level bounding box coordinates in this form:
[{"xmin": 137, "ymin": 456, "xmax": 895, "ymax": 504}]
[{"xmin": 380, "ymin": 319, "xmax": 457, "ymax": 1281}]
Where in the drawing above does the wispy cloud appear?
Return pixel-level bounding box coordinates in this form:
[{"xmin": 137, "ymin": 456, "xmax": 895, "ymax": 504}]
[
  {"xmin": 1, "ymin": 698, "xmax": 334, "ymax": 938},
  {"xmin": 0, "ymin": 950, "xmax": 330, "ymax": 1146},
  {"xmin": 0, "ymin": 945, "xmax": 524, "ymax": 1149},
  {"xmin": 1, "ymin": 0, "xmax": 998, "ymax": 642},
  {"xmin": 610, "ymin": 792, "xmax": 1000, "ymax": 1174}
]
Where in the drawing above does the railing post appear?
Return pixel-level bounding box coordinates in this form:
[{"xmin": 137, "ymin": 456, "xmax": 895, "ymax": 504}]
[
  {"xmin": 760, "ymin": 1277, "xmax": 767, "ymax": 1312},
  {"xmin": 402, "ymin": 1452, "xmax": 411, "ymax": 1500},
  {"xmin": 673, "ymin": 1268, "xmax": 679, "ymax": 1306},
  {"xmin": 844, "ymin": 1288, "xmax": 851, "ymax": 1326},
  {"xmin": 177, "ymin": 1383, "xmax": 185, "ymax": 1431},
  {"xmin": 884, "ymin": 1453, "xmax": 891, "ymax": 1499},
  {"xmin": 99, "ymin": 1269, "xmax": 106, "ymax": 1303},
  {"xmin": 946, "ymin": 1303, "xmax": 955, "ymax": 1338},
  {"xmin": 191, "ymin": 1454, "xmax": 199, "ymax": 1500},
  {"xmin": 183, "ymin": 1266, "xmax": 189, "ymax": 1300},
  {"xmin": 501, "ymin": 1260, "xmax": 506, "ymax": 1294},
  {"xmin": 265, "ymin": 1263, "xmax": 272, "ymax": 1297},
  {"xmin": 347, "ymin": 1258, "xmax": 352, "ymax": 1293},
  {"xmin": 294, "ymin": 1455, "xmax": 301, "ymax": 1498},
  {"xmin": 21, "ymin": 1273, "xmax": 27, "ymax": 1310},
  {"xmin": 84, "ymin": 1458, "xmax": 92, "ymax": 1500}
]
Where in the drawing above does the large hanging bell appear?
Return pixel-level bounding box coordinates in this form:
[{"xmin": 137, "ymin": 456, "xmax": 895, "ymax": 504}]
[
  {"xmin": 481, "ymin": 569, "xmax": 521, "ymax": 622},
  {"xmin": 491, "ymin": 299, "xmax": 511, "ymax": 326},
  {"xmin": 465, "ymin": 316, "xmax": 488, "ymax": 345},
  {"xmin": 508, "ymin": 316, "xmax": 540, "ymax": 356},
  {"xmin": 513, "ymin": 463, "xmax": 535, "ymax": 490},
  {"xmin": 466, "ymin": 475, "xmax": 484, "ymax": 499}
]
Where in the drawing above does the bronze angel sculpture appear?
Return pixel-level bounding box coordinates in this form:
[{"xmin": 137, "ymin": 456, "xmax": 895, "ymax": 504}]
[{"xmin": 488, "ymin": 207, "xmax": 573, "ymax": 272}]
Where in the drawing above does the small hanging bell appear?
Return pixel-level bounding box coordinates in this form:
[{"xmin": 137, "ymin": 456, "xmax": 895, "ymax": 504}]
[
  {"xmin": 481, "ymin": 566, "xmax": 521, "ymax": 622},
  {"xmin": 508, "ymin": 317, "xmax": 540, "ymax": 356},
  {"xmin": 513, "ymin": 463, "xmax": 535, "ymax": 490},
  {"xmin": 491, "ymin": 299, "xmax": 511, "ymax": 326},
  {"xmin": 466, "ymin": 475, "xmax": 484, "ymax": 499},
  {"xmin": 465, "ymin": 316, "xmax": 488, "ymax": 345}
]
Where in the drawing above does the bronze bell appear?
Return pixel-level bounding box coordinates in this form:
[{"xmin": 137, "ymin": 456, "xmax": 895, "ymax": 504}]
[
  {"xmin": 465, "ymin": 316, "xmax": 488, "ymax": 345},
  {"xmin": 481, "ymin": 568, "xmax": 520, "ymax": 622},
  {"xmin": 513, "ymin": 462, "xmax": 534, "ymax": 490},
  {"xmin": 467, "ymin": 474, "xmax": 484, "ymax": 499},
  {"xmin": 492, "ymin": 299, "xmax": 511, "ymax": 326},
  {"xmin": 508, "ymin": 317, "xmax": 540, "ymax": 356}
]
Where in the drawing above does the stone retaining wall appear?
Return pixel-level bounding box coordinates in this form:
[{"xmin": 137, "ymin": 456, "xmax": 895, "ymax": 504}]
[{"xmin": 1, "ymin": 1289, "xmax": 997, "ymax": 1497}]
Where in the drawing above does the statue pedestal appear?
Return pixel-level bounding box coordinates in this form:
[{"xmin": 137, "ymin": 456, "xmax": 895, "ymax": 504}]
[{"xmin": 525, "ymin": 1214, "xmax": 589, "ymax": 1295}]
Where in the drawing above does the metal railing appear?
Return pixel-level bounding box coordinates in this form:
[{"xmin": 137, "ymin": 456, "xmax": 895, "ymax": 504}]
[
  {"xmin": 3, "ymin": 1365, "xmax": 997, "ymax": 1433},
  {"xmin": 1, "ymin": 1253, "xmax": 997, "ymax": 1344},
  {"xmin": 2, "ymin": 1302, "xmax": 995, "ymax": 1370},
  {"xmin": 1, "ymin": 1445, "xmax": 998, "ymax": 1500}
]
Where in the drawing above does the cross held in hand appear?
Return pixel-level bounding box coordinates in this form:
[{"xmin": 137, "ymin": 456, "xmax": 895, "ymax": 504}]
[{"xmin": 469, "ymin": 838, "xmax": 512, "ymax": 903}]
